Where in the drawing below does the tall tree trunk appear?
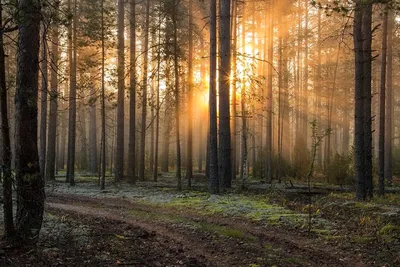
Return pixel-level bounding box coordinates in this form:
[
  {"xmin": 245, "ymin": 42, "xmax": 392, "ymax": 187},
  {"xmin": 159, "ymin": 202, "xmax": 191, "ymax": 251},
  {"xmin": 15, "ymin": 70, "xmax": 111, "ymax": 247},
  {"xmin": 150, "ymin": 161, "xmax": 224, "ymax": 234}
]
[
  {"xmin": 161, "ymin": 114, "xmax": 171, "ymax": 172},
  {"xmin": 327, "ymin": 43, "xmax": 341, "ymax": 166},
  {"xmin": 139, "ymin": 0, "xmax": 150, "ymax": 181},
  {"xmin": 0, "ymin": 4, "xmax": 15, "ymax": 239},
  {"xmin": 378, "ymin": 6, "xmax": 388, "ymax": 196},
  {"xmin": 39, "ymin": 23, "xmax": 48, "ymax": 180},
  {"xmin": 231, "ymin": 0, "xmax": 237, "ymax": 181},
  {"xmin": 46, "ymin": 13, "xmax": 59, "ymax": 181},
  {"xmin": 362, "ymin": 3, "xmax": 373, "ymax": 199},
  {"xmin": 301, "ymin": 0, "xmax": 308, "ymax": 155},
  {"xmin": 384, "ymin": 10, "xmax": 393, "ymax": 186},
  {"xmin": 58, "ymin": 98, "xmax": 67, "ymax": 170},
  {"xmin": 100, "ymin": 0, "xmax": 106, "ymax": 190},
  {"xmin": 153, "ymin": 25, "xmax": 161, "ymax": 181},
  {"xmin": 265, "ymin": 5, "xmax": 273, "ymax": 183},
  {"xmin": 354, "ymin": 1, "xmax": 368, "ymax": 201},
  {"xmin": 316, "ymin": 8, "xmax": 322, "ymax": 167},
  {"xmin": 128, "ymin": 0, "xmax": 136, "ymax": 183},
  {"xmin": 161, "ymin": 65, "xmax": 172, "ymax": 173},
  {"xmin": 219, "ymin": 0, "xmax": 232, "ymax": 190},
  {"xmin": 15, "ymin": 0, "xmax": 45, "ymax": 242},
  {"xmin": 115, "ymin": 0, "xmax": 125, "ymax": 182},
  {"xmin": 186, "ymin": 0, "xmax": 193, "ymax": 187},
  {"xmin": 66, "ymin": 0, "xmax": 77, "ymax": 186},
  {"xmin": 172, "ymin": 0, "xmax": 181, "ymax": 191},
  {"xmin": 209, "ymin": 0, "xmax": 219, "ymax": 193},
  {"xmin": 294, "ymin": 0, "xmax": 303, "ymax": 168},
  {"xmin": 78, "ymin": 105, "xmax": 88, "ymax": 170},
  {"xmin": 240, "ymin": 2, "xmax": 247, "ymax": 184},
  {"xmin": 240, "ymin": 72, "xmax": 247, "ymax": 189},
  {"xmin": 354, "ymin": 1, "xmax": 364, "ymax": 199},
  {"xmin": 198, "ymin": 37, "xmax": 205, "ymax": 173},
  {"xmin": 89, "ymin": 84, "xmax": 97, "ymax": 174}
]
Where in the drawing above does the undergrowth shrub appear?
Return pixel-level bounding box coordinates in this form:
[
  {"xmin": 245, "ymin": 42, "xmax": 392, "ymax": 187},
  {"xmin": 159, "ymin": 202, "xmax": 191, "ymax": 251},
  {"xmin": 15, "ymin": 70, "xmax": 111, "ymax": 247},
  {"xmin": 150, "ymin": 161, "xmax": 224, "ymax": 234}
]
[
  {"xmin": 324, "ymin": 153, "xmax": 354, "ymax": 186},
  {"xmin": 293, "ymin": 146, "xmax": 311, "ymax": 180},
  {"xmin": 252, "ymin": 150, "xmax": 297, "ymax": 181},
  {"xmin": 392, "ymin": 146, "xmax": 400, "ymax": 176}
]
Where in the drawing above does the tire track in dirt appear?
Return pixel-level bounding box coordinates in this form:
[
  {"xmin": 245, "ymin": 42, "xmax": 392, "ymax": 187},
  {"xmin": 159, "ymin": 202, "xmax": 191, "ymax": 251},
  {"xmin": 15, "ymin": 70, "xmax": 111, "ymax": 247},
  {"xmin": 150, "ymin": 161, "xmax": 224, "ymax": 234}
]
[{"xmin": 47, "ymin": 193, "xmax": 365, "ymax": 267}]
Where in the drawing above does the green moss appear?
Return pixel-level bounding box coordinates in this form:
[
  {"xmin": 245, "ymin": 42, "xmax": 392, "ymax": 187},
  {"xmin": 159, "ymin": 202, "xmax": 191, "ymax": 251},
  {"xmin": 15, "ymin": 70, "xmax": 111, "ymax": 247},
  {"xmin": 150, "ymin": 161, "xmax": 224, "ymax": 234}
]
[
  {"xmin": 378, "ymin": 223, "xmax": 400, "ymax": 235},
  {"xmin": 139, "ymin": 192, "xmax": 309, "ymax": 228},
  {"xmin": 321, "ymin": 234, "xmax": 342, "ymax": 241},
  {"xmin": 193, "ymin": 221, "xmax": 256, "ymax": 241},
  {"xmin": 128, "ymin": 207, "xmax": 256, "ymax": 241},
  {"xmin": 351, "ymin": 235, "xmax": 374, "ymax": 244},
  {"xmin": 264, "ymin": 243, "xmax": 273, "ymax": 250},
  {"xmin": 286, "ymin": 257, "xmax": 303, "ymax": 265}
]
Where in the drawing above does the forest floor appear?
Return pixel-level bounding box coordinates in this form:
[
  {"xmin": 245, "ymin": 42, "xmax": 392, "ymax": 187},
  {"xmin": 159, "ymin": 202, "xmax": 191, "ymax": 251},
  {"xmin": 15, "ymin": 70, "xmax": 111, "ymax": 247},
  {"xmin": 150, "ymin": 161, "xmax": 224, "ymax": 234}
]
[{"xmin": 1, "ymin": 173, "xmax": 400, "ymax": 266}]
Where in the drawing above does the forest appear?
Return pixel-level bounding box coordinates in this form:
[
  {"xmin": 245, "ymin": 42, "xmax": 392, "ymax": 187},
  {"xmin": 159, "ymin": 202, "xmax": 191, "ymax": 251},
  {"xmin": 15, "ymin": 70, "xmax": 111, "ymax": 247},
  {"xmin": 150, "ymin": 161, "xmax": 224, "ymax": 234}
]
[{"xmin": 1, "ymin": 0, "xmax": 400, "ymax": 266}]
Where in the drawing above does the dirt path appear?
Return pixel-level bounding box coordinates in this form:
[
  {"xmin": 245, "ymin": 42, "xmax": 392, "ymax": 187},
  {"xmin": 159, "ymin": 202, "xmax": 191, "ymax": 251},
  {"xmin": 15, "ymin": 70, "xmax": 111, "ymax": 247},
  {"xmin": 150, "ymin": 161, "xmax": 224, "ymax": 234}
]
[{"xmin": 45, "ymin": 193, "xmax": 365, "ymax": 267}]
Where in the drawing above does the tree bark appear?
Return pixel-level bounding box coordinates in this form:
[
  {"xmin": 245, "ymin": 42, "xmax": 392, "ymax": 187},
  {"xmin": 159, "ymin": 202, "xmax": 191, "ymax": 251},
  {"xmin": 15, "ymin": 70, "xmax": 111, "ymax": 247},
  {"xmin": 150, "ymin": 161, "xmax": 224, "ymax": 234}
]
[
  {"xmin": 186, "ymin": 0, "xmax": 193, "ymax": 187},
  {"xmin": 0, "ymin": 4, "xmax": 15, "ymax": 239},
  {"xmin": 39, "ymin": 23, "xmax": 48, "ymax": 180},
  {"xmin": 316, "ymin": 8, "xmax": 322, "ymax": 167},
  {"xmin": 172, "ymin": 0, "xmax": 181, "ymax": 190},
  {"xmin": 378, "ymin": 6, "xmax": 388, "ymax": 196},
  {"xmin": 139, "ymin": 0, "xmax": 150, "ymax": 181},
  {"xmin": 15, "ymin": 0, "xmax": 45, "ymax": 242},
  {"xmin": 301, "ymin": 0, "xmax": 309, "ymax": 157},
  {"xmin": 384, "ymin": 10, "xmax": 393, "ymax": 186},
  {"xmin": 128, "ymin": 0, "xmax": 136, "ymax": 183},
  {"xmin": 153, "ymin": 23, "xmax": 161, "ymax": 181},
  {"xmin": 362, "ymin": 3, "xmax": 373, "ymax": 199},
  {"xmin": 219, "ymin": 0, "xmax": 232, "ymax": 190},
  {"xmin": 46, "ymin": 14, "xmax": 59, "ymax": 181},
  {"xmin": 115, "ymin": 0, "xmax": 125, "ymax": 182},
  {"xmin": 231, "ymin": 0, "xmax": 237, "ymax": 181},
  {"xmin": 89, "ymin": 84, "xmax": 97, "ymax": 174},
  {"xmin": 265, "ymin": 5, "xmax": 273, "ymax": 183},
  {"xmin": 209, "ymin": 0, "xmax": 219, "ymax": 193},
  {"xmin": 66, "ymin": 0, "xmax": 77, "ymax": 186},
  {"xmin": 100, "ymin": 0, "xmax": 106, "ymax": 190}
]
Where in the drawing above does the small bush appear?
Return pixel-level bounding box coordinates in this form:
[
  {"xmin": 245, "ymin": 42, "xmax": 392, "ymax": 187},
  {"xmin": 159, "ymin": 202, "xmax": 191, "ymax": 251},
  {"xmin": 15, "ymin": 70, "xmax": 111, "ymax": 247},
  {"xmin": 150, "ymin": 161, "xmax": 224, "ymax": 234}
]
[
  {"xmin": 392, "ymin": 146, "xmax": 400, "ymax": 176},
  {"xmin": 292, "ymin": 146, "xmax": 311, "ymax": 180},
  {"xmin": 252, "ymin": 149, "xmax": 297, "ymax": 181},
  {"xmin": 324, "ymin": 153, "xmax": 354, "ymax": 186}
]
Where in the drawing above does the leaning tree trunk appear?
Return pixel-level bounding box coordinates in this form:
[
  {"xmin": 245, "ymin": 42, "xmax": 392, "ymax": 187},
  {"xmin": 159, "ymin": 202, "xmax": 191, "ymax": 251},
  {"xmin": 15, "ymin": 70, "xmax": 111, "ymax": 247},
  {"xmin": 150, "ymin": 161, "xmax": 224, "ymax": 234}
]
[
  {"xmin": 0, "ymin": 4, "xmax": 15, "ymax": 239},
  {"xmin": 15, "ymin": 0, "xmax": 45, "ymax": 242},
  {"xmin": 46, "ymin": 13, "xmax": 59, "ymax": 181}
]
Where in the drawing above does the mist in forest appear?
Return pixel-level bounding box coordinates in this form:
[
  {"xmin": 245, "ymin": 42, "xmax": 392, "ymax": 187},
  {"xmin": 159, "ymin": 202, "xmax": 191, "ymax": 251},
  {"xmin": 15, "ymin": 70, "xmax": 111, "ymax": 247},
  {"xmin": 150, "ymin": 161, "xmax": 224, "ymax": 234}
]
[{"xmin": 0, "ymin": 0, "xmax": 395, "ymax": 193}]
